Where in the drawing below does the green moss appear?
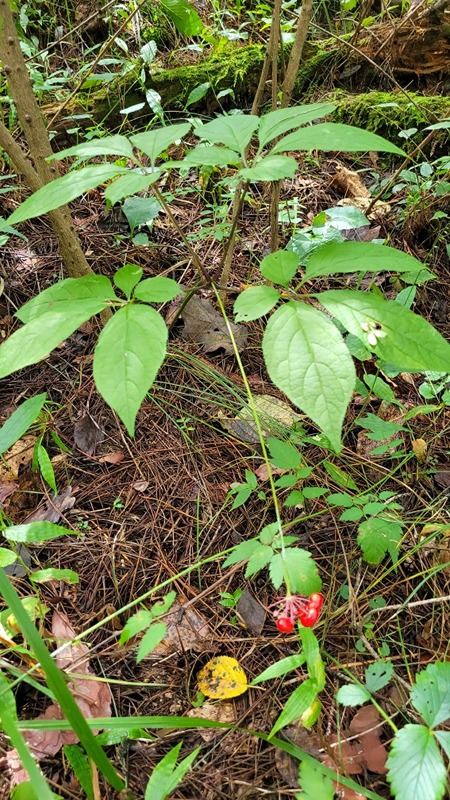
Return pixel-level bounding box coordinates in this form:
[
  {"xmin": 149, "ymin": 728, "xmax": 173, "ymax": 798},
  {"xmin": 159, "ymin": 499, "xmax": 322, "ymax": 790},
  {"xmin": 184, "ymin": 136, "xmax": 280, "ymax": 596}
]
[{"xmin": 329, "ymin": 90, "xmax": 450, "ymax": 139}]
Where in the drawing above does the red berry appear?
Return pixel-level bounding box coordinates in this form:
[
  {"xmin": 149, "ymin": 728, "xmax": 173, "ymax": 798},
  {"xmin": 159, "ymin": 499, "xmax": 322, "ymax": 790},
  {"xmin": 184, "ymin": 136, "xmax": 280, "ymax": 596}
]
[
  {"xmin": 297, "ymin": 606, "xmax": 319, "ymax": 627},
  {"xmin": 308, "ymin": 593, "xmax": 324, "ymax": 612},
  {"xmin": 276, "ymin": 616, "xmax": 294, "ymax": 633}
]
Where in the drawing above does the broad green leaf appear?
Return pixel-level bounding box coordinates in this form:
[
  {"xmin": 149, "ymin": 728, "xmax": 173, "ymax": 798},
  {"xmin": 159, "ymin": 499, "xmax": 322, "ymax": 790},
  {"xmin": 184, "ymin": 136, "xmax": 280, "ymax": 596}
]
[
  {"xmin": 272, "ymin": 123, "xmax": 405, "ymax": 156},
  {"xmin": 363, "ymin": 374, "xmax": 396, "ymax": 403},
  {"xmin": 93, "ymin": 305, "xmax": 167, "ymax": 436},
  {"xmin": 258, "ymin": 102, "xmax": 336, "ymax": 149},
  {"xmin": 4, "ymin": 521, "xmax": 76, "ymax": 543},
  {"xmin": 160, "ymin": 0, "xmax": 203, "ymax": 35},
  {"xmin": 31, "ymin": 569, "xmax": 79, "ymax": 584},
  {"xmin": 239, "ymin": 155, "xmax": 297, "ymax": 182},
  {"xmin": 269, "ymin": 548, "xmax": 322, "ymax": 595},
  {"xmin": 301, "ymin": 628, "xmax": 325, "ymax": 690},
  {"xmin": 317, "ymin": 289, "xmax": 450, "ymax": 372},
  {"xmin": 222, "ymin": 539, "xmax": 261, "ymax": 568},
  {"xmin": 357, "ymin": 516, "xmax": 403, "ymax": 565},
  {"xmin": 0, "ymin": 548, "xmax": 19, "ymax": 567},
  {"xmin": 137, "ymin": 622, "xmax": 166, "ymax": 662},
  {"xmin": 141, "ymin": 40, "xmax": 157, "ymax": 63},
  {"xmin": 47, "ymin": 134, "xmax": 133, "ymax": 160},
  {"xmin": 434, "ymin": 731, "xmax": 450, "ymax": 759},
  {"xmin": 267, "ymin": 437, "xmax": 302, "ymax": 469},
  {"xmin": 193, "ymin": 114, "xmax": 259, "ymax": 156},
  {"xmin": 411, "ymin": 662, "xmax": 450, "ymax": 728},
  {"xmin": 234, "ymin": 286, "xmax": 280, "ymax": 322},
  {"xmin": 365, "ymin": 661, "xmax": 394, "ymax": 692},
  {"xmin": 7, "ymin": 165, "xmax": 128, "ymax": 226},
  {"xmin": 63, "ymin": 745, "xmax": 94, "ymax": 800},
  {"xmin": 270, "ymin": 678, "xmax": 318, "ymax": 737},
  {"xmin": 114, "ymin": 264, "xmax": 143, "ymax": 298},
  {"xmin": 260, "ymin": 250, "xmax": 300, "ymax": 286},
  {"xmin": 183, "ymin": 144, "xmax": 241, "ymax": 166},
  {"xmin": 263, "ymin": 302, "xmax": 355, "ymax": 452},
  {"xmin": 134, "ymin": 277, "xmax": 182, "ymax": 303},
  {"xmin": 0, "ymin": 306, "xmax": 105, "ymax": 381},
  {"xmin": 245, "ymin": 545, "xmax": 274, "ymax": 578},
  {"xmin": 387, "ymin": 724, "xmax": 447, "ymax": 800},
  {"xmin": 0, "ymin": 393, "xmax": 46, "ymax": 454},
  {"xmin": 251, "ymin": 654, "xmax": 306, "ymax": 685},
  {"xmin": 336, "ymin": 684, "xmax": 371, "ymax": 706},
  {"xmin": 151, "ymin": 591, "xmax": 177, "ymax": 617},
  {"xmin": 185, "ymin": 81, "xmax": 211, "ymax": 107},
  {"xmin": 119, "ymin": 609, "xmax": 153, "ymax": 645},
  {"xmin": 104, "ymin": 170, "xmax": 161, "ymax": 205},
  {"xmin": 306, "ymin": 241, "xmax": 425, "ymax": 280},
  {"xmin": 297, "ymin": 758, "xmax": 334, "ymax": 800},
  {"xmin": 131, "ymin": 123, "xmax": 191, "ymax": 167},
  {"xmin": 322, "ymin": 460, "xmax": 357, "ymax": 489},
  {"xmin": 17, "ymin": 275, "xmax": 115, "ymax": 323},
  {"xmin": 37, "ymin": 444, "xmax": 57, "ymax": 493},
  {"xmin": 122, "ymin": 196, "xmax": 161, "ymax": 235},
  {"xmin": 145, "ymin": 743, "xmax": 200, "ymax": 800}
]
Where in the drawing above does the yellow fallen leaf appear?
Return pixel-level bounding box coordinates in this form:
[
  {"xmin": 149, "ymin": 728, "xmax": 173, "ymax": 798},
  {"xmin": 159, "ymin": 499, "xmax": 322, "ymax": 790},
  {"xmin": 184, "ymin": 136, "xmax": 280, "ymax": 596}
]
[
  {"xmin": 412, "ymin": 438, "xmax": 427, "ymax": 462},
  {"xmin": 197, "ymin": 656, "xmax": 248, "ymax": 700}
]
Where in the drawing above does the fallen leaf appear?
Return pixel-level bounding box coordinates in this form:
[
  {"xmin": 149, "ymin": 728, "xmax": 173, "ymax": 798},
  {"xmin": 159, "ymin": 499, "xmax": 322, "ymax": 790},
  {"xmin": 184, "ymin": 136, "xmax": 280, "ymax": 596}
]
[
  {"xmin": 185, "ymin": 701, "xmax": 236, "ymax": 742},
  {"xmin": 197, "ymin": 656, "xmax": 248, "ymax": 700},
  {"xmin": 236, "ymin": 587, "xmax": 266, "ymax": 635},
  {"xmin": 0, "ymin": 436, "xmax": 35, "ymax": 480},
  {"xmin": 255, "ymin": 464, "xmax": 286, "ymax": 482},
  {"xmin": 219, "ymin": 395, "xmax": 304, "ymax": 443},
  {"xmin": 412, "ymin": 438, "xmax": 427, "ymax": 462},
  {"xmin": 132, "ymin": 480, "xmax": 149, "ymax": 492},
  {"xmin": 331, "ymin": 166, "xmax": 370, "ymax": 199},
  {"xmin": 4, "ymin": 611, "xmax": 111, "ymax": 787},
  {"xmin": 98, "ymin": 452, "xmax": 125, "ymax": 464},
  {"xmin": 179, "ymin": 294, "xmax": 247, "ymax": 355},
  {"xmin": 349, "ymin": 705, "xmax": 387, "ymax": 774},
  {"xmin": 323, "ymin": 734, "xmax": 364, "ymax": 776},
  {"xmin": 23, "ymin": 486, "xmax": 75, "ymax": 523},
  {"xmin": 150, "ymin": 600, "xmax": 212, "ymax": 656},
  {"xmin": 0, "ymin": 481, "xmax": 19, "ymax": 504},
  {"xmin": 73, "ymin": 413, "xmax": 105, "ymax": 455}
]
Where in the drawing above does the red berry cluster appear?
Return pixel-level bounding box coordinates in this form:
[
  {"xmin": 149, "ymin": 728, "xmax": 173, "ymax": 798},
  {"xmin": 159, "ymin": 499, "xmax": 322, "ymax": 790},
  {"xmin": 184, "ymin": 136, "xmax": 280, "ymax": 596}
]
[{"xmin": 275, "ymin": 592, "xmax": 324, "ymax": 633}]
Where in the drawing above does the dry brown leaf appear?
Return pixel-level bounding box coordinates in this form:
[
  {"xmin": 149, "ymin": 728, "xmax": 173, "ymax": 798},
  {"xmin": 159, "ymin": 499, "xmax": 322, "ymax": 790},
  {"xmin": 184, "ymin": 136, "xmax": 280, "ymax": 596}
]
[
  {"xmin": 186, "ymin": 701, "xmax": 235, "ymax": 742},
  {"xmin": 349, "ymin": 705, "xmax": 387, "ymax": 774},
  {"xmin": 73, "ymin": 413, "xmax": 105, "ymax": 455},
  {"xmin": 178, "ymin": 295, "xmax": 247, "ymax": 355},
  {"xmin": 23, "ymin": 486, "xmax": 75, "ymax": 524},
  {"xmin": 0, "ymin": 435, "xmax": 35, "ymax": 480},
  {"xmin": 0, "ymin": 481, "xmax": 19, "ymax": 504},
  {"xmin": 254, "ymin": 464, "xmax": 286, "ymax": 482},
  {"xmin": 150, "ymin": 600, "xmax": 212, "ymax": 656},
  {"xmin": 132, "ymin": 480, "xmax": 149, "ymax": 492},
  {"xmin": 236, "ymin": 587, "xmax": 266, "ymax": 635},
  {"xmin": 98, "ymin": 451, "xmax": 125, "ymax": 464},
  {"xmin": 324, "ymin": 734, "xmax": 364, "ymax": 775},
  {"xmin": 4, "ymin": 611, "xmax": 111, "ymax": 787}
]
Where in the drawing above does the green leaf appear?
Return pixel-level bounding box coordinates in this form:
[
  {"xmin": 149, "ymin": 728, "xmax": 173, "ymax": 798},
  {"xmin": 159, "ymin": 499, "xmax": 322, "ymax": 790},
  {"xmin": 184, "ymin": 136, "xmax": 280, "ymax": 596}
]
[
  {"xmin": 297, "ymin": 758, "xmax": 334, "ymax": 800},
  {"xmin": 36, "ymin": 444, "xmax": 57, "ymax": 493},
  {"xmin": 260, "ymin": 250, "xmax": 300, "ymax": 286},
  {"xmin": 222, "ymin": 539, "xmax": 261, "ymax": 568},
  {"xmin": 3, "ymin": 521, "xmax": 76, "ymax": 544},
  {"xmin": 411, "ymin": 662, "xmax": 450, "ymax": 728},
  {"xmin": 0, "ymin": 306, "xmax": 103, "ymax": 381},
  {"xmin": 7, "ymin": 165, "xmax": 128, "ymax": 226},
  {"xmin": 160, "ymin": 0, "xmax": 203, "ymax": 35},
  {"xmin": 272, "ymin": 123, "xmax": 405, "ymax": 156},
  {"xmin": 267, "ymin": 437, "xmax": 302, "ymax": 469},
  {"xmin": 141, "ymin": 40, "xmax": 157, "ymax": 63},
  {"xmin": 387, "ymin": 724, "xmax": 447, "ymax": 800},
  {"xmin": 131, "ymin": 123, "xmax": 191, "ymax": 167},
  {"xmin": 194, "ymin": 114, "xmax": 259, "ymax": 156},
  {"xmin": 122, "ymin": 196, "xmax": 161, "ymax": 236},
  {"xmin": 245, "ymin": 545, "xmax": 274, "ymax": 578},
  {"xmin": 305, "ymin": 241, "xmax": 424, "ymax": 280},
  {"xmin": 30, "ymin": 569, "xmax": 79, "ymax": 585},
  {"xmin": 258, "ymin": 103, "xmax": 336, "ymax": 149},
  {"xmin": 239, "ymin": 155, "xmax": 297, "ymax": 182},
  {"xmin": 119, "ymin": 609, "xmax": 153, "ymax": 645},
  {"xmin": 0, "ymin": 393, "xmax": 46, "ymax": 454},
  {"xmin": 48, "ymin": 135, "xmax": 133, "ymax": 160},
  {"xmin": 93, "ymin": 305, "xmax": 167, "ymax": 436},
  {"xmin": 251, "ymin": 654, "xmax": 306, "ymax": 685},
  {"xmin": 269, "ymin": 549, "xmax": 321, "ymax": 595},
  {"xmin": 151, "ymin": 591, "xmax": 177, "ymax": 617},
  {"xmin": 434, "ymin": 730, "xmax": 450, "ymax": 759},
  {"xmin": 262, "ymin": 302, "xmax": 355, "ymax": 452},
  {"xmin": 270, "ymin": 678, "xmax": 318, "ymax": 737},
  {"xmin": 104, "ymin": 170, "xmax": 161, "ymax": 205},
  {"xmin": 365, "ymin": 661, "xmax": 394, "ymax": 692},
  {"xmin": 0, "ymin": 547, "xmax": 19, "ymax": 567},
  {"xmin": 17, "ymin": 275, "xmax": 115, "ymax": 323},
  {"xmin": 234, "ymin": 286, "xmax": 280, "ymax": 322},
  {"xmin": 301, "ymin": 628, "xmax": 325, "ymax": 690},
  {"xmin": 114, "ymin": 264, "xmax": 143, "ymax": 298},
  {"xmin": 336, "ymin": 684, "xmax": 371, "ymax": 706},
  {"xmin": 322, "ymin": 460, "xmax": 357, "ymax": 490},
  {"xmin": 185, "ymin": 82, "xmax": 211, "ymax": 107},
  {"xmin": 184, "ymin": 144, "xmax": 241, "ymax": 166},
  {"xmin": 318, "ymin": 289, "xmax": 450, "ymax": 372},
  {"xmin": 364, "ymin": 374, "xmax": 396, "ymax": 403},
  {"xmin": 137, "ymin": 622, "xmax": 167, "ymax": 662},
  {"xmin": 145, "ymin": 742, "xmax": 200, "ymax": 800},
  {"xmin": 357, "ymin": 516, "xmax": 403, "ymax": 565},
  {"xmin": 63, "ymin": 745, "xmax": 94, "ymax": 800},
  {"xmin": 133, "ymin": 277, "xmax": 182, "ymax": 303}
]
